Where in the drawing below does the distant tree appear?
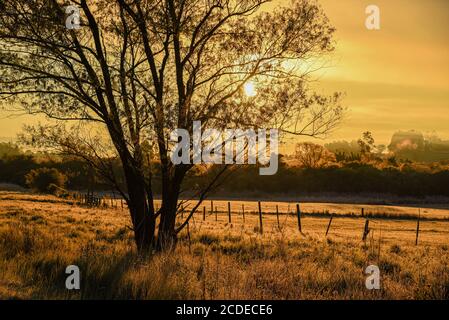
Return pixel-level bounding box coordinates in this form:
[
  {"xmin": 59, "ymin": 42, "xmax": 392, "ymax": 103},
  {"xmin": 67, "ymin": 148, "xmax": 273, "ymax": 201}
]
[
  {"xmin": 389, "ymin": 130, "xmax": 424, "ymax": 153},
  {"xmin": 295, "ymin": 142, "xmax": 335, "ymax": 169},
  {"xmin": 358, "ymin": 131, "xmax": 375, "ymax": 155},
  {"xmin": 25, "ymin": 167, "xmax": 67, "ymax": 195}
]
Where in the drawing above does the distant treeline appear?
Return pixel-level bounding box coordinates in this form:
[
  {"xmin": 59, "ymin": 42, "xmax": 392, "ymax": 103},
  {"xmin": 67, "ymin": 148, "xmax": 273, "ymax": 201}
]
[
  {"xmin": 214, "ymin": 161, "xmax": 449, "ymax": 197},
  {"xmin": 0, "ymin": 153, "xmax": 111, "ymax": 190},
  {"xmin": 0, "ymin": 149, "xmax": 449, "ymax": 197}
]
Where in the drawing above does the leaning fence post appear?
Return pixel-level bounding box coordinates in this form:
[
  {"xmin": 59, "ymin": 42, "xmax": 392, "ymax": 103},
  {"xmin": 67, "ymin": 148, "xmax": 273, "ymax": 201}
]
[
  {"xmin": 228, "ymin": 202, "xmax": 232, "ymax": 223},
  {"xmin": 325, "ymin": 215, "xmax": 334, "ymax": 237},
  {"xmin": 258, "ymin": 201, "xmax": 263, "ymax": 234},
  {"xmin": 415, "ymin": 209, "xmax": 421, "ymax": 246},
  {"xmin": 203, "ymin": 206, "xmax": 206, "ymax": 221},
  {"xmin": 296, "ymin": 204, "xmax": 302, "ymax": 233},
  {"xmin": 362, "ymin": 219, "xmax": 370, "ymax": 241},
  {"xmin": 187, "ymin": 222, "xmax": 192, "ymax": 254},
  {"xmin": 276, "ymin": 205, "xmax": 280, "ymax": 230}
]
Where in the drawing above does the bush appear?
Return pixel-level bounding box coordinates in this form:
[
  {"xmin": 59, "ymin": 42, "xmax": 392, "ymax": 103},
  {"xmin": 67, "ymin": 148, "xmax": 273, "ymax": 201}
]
[{"xmin": 25, "ymin": 168, "xmax": 67, "ymax": 195}]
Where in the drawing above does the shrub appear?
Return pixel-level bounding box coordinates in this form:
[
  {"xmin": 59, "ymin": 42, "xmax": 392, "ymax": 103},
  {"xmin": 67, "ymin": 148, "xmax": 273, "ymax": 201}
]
[{"xmin": 25, "ymin": 168, "xmax": 67, "ymax": 195}]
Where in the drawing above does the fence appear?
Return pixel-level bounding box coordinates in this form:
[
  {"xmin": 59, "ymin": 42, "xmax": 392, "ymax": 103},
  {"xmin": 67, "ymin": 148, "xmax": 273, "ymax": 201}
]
[
  {"xmin": 72, "ymin": 191, "xmax": 125, "ymax": 209},
  {"xmin": 71, "ymin": 194, "xmax": 447, "ymax": 246},
  {"xmin": 176, "ymin": 201, "xmax": 449, "ymax": 246}
]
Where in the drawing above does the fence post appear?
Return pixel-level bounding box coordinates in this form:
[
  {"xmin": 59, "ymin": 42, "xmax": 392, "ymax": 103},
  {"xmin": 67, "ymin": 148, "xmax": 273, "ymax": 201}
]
[
  {"xmin": 361, "ymin": 208, "xmax": 365, "ymax": 217},
  {"xmin": 276, "ymin": 205, "xmax": 280, "ymax": 230},
  {"xmin": 258, "ymin": 201, "xmax": 263, "ymax": 234},
  {"xmin": 242, "ymin": 204, "xmax": 245, "ymax": 223},
  {"xmin": 187, "ymin": 222, "xmax": 191, "ymax": 254},
  {"xmin": 215, "ymin": 206, "xmax": 218, "ymax": 221},
  {"xmin": 296, "ymin": 204, "xmax": 302, "ymax": 233},
  {"xmin": 227, "ymin": 202, "xmax": 231, "ymax": 223},
  {"xmin": 362, "ymin": 219, "xmax": 370, "ymax": 241},
  {"xmin": 121, "ymin": 199, "xmax": 123, "ymax": 209},
  {"xmin": 325, "ymin": 215, "xmax": 333, "ymax": 237},
  {"xmin": 210, "ymin": 200, "xmax": 214, "ymax": 215},
  {"xmin": 203, "ymin": 206, "xmax": 206, "ymax": 221},
  {"xmin": 415, "ymin": 209, "xmax": 421, "ymax": 246}
]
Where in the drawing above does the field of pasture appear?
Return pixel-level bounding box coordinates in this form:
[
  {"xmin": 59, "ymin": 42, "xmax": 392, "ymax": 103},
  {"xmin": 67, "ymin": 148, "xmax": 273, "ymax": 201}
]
[{"xmin": 0, "ymin": 191, "xmax": 448, "ymax": 299}]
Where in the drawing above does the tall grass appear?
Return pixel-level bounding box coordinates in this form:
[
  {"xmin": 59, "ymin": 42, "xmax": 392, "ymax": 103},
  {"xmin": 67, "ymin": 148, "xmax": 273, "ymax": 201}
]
[
  {"xmin": 0, "ymin": 223, "xmax": 448, "ymax": 299},
  {"xmin": 0, "ymin": 193, "xmax": 448, "ymax": 300}
]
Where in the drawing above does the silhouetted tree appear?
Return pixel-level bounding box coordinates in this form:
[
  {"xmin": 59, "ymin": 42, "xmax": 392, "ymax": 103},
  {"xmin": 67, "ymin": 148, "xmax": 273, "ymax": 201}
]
[
  {"xmin": 0, "ymin": 0, "xmax": 343, "ymax": 251},
  {"xmin": 295, "ymin": 142, "xmax": 335, "ymax": 169}
]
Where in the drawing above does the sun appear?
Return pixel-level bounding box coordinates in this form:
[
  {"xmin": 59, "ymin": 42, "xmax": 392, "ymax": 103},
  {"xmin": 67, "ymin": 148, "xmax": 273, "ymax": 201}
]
[{"xmin": 244, "ymin": 81, "xmax": 257, "ymax": 97}]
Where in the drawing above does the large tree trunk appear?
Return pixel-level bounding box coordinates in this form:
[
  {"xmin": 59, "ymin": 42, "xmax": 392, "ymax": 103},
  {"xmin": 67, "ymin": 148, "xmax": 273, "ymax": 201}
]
[
  {"xmin": 128, "ymin": 186, "xmax": 155, "ymax": 252},
  {"xmin": 122, "ymin": 163, "xmax": 156, "ymax": 252},
  {"xmin": 156, "ymin": 171, "xmax": 184, "ymax": 251},
  {"xmin": 157, "ymin": 193, "xmax": 179, "ymax": 251}
]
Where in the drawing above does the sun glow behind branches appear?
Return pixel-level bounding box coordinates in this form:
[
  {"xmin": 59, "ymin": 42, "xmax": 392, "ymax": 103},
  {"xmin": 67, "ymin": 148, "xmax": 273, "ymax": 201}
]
[{"xmin": 244, "ymin": 82, "xmax": 257, "ymax": 97}]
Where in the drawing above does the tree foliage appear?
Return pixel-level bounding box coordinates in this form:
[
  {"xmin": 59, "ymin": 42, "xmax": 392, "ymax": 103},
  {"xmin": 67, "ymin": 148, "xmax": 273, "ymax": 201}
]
[{"xmin": 25, "ymin": 167, "xmax": 67, "ymax": 194}]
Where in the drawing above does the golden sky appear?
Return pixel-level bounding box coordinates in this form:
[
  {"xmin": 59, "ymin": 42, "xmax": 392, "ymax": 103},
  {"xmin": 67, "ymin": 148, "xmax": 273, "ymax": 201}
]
[
  {"xmin": 1, "ymin": 0, "xmax": 448, "ymax": 145},
  {"xmin": 307, "ymin": 0, "xmax": 449, "ymax": 143}
]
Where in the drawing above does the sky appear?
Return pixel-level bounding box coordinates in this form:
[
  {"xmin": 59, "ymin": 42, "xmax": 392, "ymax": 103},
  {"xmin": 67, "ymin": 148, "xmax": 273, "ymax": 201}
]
[
  {"xmin": 1, "ymin": 0, "xmax": 448, "ymax": 146},
  {"xmin": 300, "ymin": 0, "xmax": 449, "ymax": 144}
]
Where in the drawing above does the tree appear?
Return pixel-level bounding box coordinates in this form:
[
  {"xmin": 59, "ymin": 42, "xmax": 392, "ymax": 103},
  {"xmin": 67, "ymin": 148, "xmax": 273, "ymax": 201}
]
[
  {"xmin": 0, "ymin": 0, "xmax": 343, "ymax": 252},
  {"xmin": 295, "ymin": 142, "xmax": 335, "ymax": 169},
  {"xmin": 25, "ymin": 167, "xmax": 67, "ymax": 194},
  {"xmin": 358, "ymin": 131, "xmax": 375, "ymax": 156}
]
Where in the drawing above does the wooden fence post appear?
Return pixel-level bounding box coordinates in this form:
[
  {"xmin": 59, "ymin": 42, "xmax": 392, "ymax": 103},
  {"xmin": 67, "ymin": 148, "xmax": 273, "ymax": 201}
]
[
  {"xmin": 362, "ymin": 219, "xmax": 370, "ymax": 241},
  {"xmin": 210, "ymin": 200, "xmax": 214, "ymax": 215},
  {"xmin": 325, "ymin": 215, "xmax": 334, "ymax": 237},
  {"xmin": 361, "ymin": 208, "xmax": 365, "ymax": 217},
  {"xmin": 228, "ymin": 202, "xmax": 232, "ymax": 223},
  {"xmin": 258, "ymin": 201, "xmax": 263, "ymax": 234},
  {"xmin": 187, "ymin": 222, "xmax": 191, "ymax": 254},
  {"xmin": 203, "ymin": 206, "xmax": 206, "ymax": 221},
  {"xmin": 215, "ymin": 206, "xmax": 217, "ymax": 221},
  {"xmin": 276, "ymin": 205, "xmax": 280, "ymax": 230},
  {"xmin": 415, "ymin": 209, "xmax": 421, "ymax": 246},
  {"xmin": 242, "ymin": 204, "xmax": 245, "ymax": 223},
  {"xmin": 296, "ymin": 204, "xmax": 302, "ymax": 233},
  {"xmin": 121, "ymin": 199, "xmax": 123, "ymax": 209}
]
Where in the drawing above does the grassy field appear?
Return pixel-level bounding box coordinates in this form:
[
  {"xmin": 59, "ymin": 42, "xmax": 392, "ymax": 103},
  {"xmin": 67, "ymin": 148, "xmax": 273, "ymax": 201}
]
[{"xmin": 0, "ymin": 191, "xmax": 448, "ymax": 300}]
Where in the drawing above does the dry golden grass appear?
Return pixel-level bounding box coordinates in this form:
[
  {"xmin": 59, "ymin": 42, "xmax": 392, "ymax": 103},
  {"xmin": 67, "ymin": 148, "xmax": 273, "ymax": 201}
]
[{"xmin": 0, "ymin": 191, "xmax": 448, "ymax": 300}]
